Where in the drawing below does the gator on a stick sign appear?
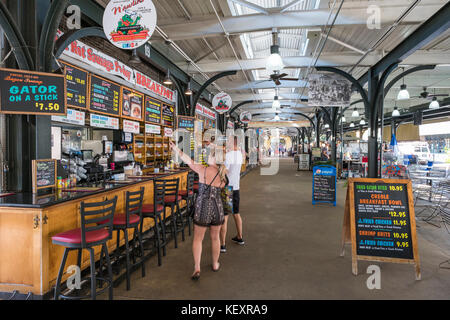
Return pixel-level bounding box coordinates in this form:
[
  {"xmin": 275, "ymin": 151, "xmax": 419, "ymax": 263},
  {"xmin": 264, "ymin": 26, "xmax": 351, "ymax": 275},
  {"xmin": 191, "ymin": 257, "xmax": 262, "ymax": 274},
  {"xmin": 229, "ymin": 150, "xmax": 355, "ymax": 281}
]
[
  {"xmin": 0, "ymin": 68, "xmax": 66, "ymax": 116},
  {"xmin": 103, "ymin": 0, "xmax": 157, "ymax": 50}
]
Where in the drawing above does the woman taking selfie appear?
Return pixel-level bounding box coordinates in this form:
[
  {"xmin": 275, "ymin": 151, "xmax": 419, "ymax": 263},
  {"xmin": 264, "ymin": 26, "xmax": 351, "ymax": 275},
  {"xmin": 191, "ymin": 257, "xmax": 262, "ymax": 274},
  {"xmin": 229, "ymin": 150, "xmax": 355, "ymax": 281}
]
[{"xmin": 169, "ymin": 140, "xmax": 227, "ymax": 280}]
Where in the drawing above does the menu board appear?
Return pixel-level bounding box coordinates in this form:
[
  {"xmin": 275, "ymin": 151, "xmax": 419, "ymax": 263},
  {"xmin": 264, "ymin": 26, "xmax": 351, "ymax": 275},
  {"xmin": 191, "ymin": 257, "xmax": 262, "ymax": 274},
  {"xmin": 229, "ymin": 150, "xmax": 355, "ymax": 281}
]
[
  {"xmin": 162, "ymin": 104, "xmax": 174, "ymax": 127},
  {"xmin": 312, "ymin": 165, "xmax": 336, "ymax": 206},
  {"xmin": 32, "ymin": 159, "xmax": 57, "ymax": 193},
  {"xmin": 0, "ymin": 67, "xmax": 66, "ymax": 115},
  {"xmin": 341, "ymin": 178, "xmax": 420, "ymax": 280},
  {"xmin": 60, "ymin": 61, "xmax": 88, "ymax": 109},
  {"xmin": 177, "ymin": 116, "xmax": 195, "ymax": 158},
  {"xmin": 145, "ymin": 96, "xmax": 162, "ymax": 124},
  {"xmin": 89, "ymin": 74, "xmax": 120, "ymax": 116},
  {"xmin": 121, "ymin": 87, "xmax": 143, "ymax": 120}
]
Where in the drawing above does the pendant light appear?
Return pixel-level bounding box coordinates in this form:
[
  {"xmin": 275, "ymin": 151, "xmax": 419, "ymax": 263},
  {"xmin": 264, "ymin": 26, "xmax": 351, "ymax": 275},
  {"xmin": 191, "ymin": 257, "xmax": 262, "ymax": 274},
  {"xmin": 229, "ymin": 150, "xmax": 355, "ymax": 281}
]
[
  {"xmin": 272, "ymin": 95, "xmax": 281, "ymax": 109},
  {"xmin": 392, "ymin": 106, "xmax": 400, "ymax": 117},
  {"xmin": 163, "ymin": 69, "xmax": 173, "ymax": 86},
  {"xmin": 324, "ymin": 123, "xmax": 329, "ymax": 129},
  {"xmin": 128, "ymin": 49, "xmax": 141, "ymax": 65},
  {"xmin": 341, "ymin": 116, "xmax": 346, "ymax": 123},
  {"xmin": 429, "ymin": 97, "xmax": 440, "ymax": 109},
  {"xmin": 397, "ymin": 70, "xmax": 409, "ymax": 100},
  {"xmin": 350, "ymin": 122, "xmax": 355, "ymax": 128},
  {"xmin": 359, "ymin": 119, "xmax": 365, "ymax": 125},
  {"xmin": 274, "ymin": 114, "xmax": 280, "ymax": 121},
  {"xmin": 352, "ymin": 107, "xmax": 359, "ymax": 117},
  {"xmin": 185, "ymin": 79, "xmax": 193, "ymax": 96},
  {"xmin": 266, "ymin": 30, "xmax": 284, "ymax": 73}
]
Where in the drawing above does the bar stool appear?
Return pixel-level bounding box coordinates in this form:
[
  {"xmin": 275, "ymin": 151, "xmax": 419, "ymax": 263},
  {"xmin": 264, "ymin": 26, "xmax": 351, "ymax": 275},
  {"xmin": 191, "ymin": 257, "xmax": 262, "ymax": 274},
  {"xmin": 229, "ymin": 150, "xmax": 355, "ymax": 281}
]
[
  {"xmin": 52, "ymin": 196, "xmax": 117, "ymax": 300},
  {"xmin": 141, "ymin": 180, "xmax": 167, "ymax": 266},
  {"xmin": 108, "ymin": 188, "xmax": 145, "ymax": 291},
  {"xmin": 179, "ymin": 171, "xmax": 195, "ymax": 236},
  {"xmin": 193, "ymin": 172, "xmax": 199, "ymax": 194},
  {"xmin": 160, "ymin": 178, "xmax": 185, "ymax": 248}
]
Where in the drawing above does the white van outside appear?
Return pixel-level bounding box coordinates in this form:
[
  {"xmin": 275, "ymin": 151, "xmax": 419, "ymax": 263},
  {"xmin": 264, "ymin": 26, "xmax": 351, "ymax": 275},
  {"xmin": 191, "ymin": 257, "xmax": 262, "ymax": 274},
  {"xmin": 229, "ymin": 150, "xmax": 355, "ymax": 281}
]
[{"xmin": 397, "ymin": 141, "xmax": 432, "ymax": 164}]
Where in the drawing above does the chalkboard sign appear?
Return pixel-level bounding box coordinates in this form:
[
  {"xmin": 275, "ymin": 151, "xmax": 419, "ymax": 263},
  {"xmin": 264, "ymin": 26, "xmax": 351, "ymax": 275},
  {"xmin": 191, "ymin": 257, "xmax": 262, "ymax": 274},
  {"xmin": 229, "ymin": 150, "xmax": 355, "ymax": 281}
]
[
  {"xmin": 32, "ymin": 159, "xmax": 57, "ymax": 193},
  {"xmin": 145, "ymin": 96, "xmax": 161, "ymax": 124},
  {"xmin": 60, "ymin": 61, "xmax": 88, "ymax": 109},
  {"xmin": 0, "ymin": 67, "xmax": 66, "ymax": 115},
  {"xmin": 177, "ymin": 116, "xmax": 195, "ymax": 157},
  {"xmin": 162, "ymin": 104, "xmax": 174, "ymax": 127},
  {"xmin": 89, "ymin": 74, "xmax": 120, "ymax": 116},
  {"xmin": 312, "ymin": 165, "xmax": 336, "ymax": 206},
  {"xmin": 341, "ymin": 178, "xmax": 420, "ymax": 280},
  {"xmin": 121, "ymin": 87, "xmax": 143, "ymax": 121}
]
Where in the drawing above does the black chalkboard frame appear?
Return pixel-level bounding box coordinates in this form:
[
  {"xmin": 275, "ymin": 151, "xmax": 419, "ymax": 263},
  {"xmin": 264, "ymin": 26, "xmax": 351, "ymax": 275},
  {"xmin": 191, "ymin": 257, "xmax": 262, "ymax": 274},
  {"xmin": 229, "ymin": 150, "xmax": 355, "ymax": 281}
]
[
  {"xmin": 144, "ymin": 95, "xmax": 162, "ymax": 125},
  {"xmin": 121, "ymin": 86, "xmax": 144, "ymax": 121},
  {"xmin": 341, "ymin": 177, "xmax": 421, "ymax": 280},
  {"xmin": 32, "ymin": 159, "xmax": 57, "ymax": 193},
  {"xmin": 0, "ymin": 67, "xmax": 67, "ymax": 116},
  {"xmin": 88, "ymin": 74, "xmax": 121, "ymax": 117},
  {"xmin": 59, "ymin": 60, "xmax": 89, "ymax": 110}
]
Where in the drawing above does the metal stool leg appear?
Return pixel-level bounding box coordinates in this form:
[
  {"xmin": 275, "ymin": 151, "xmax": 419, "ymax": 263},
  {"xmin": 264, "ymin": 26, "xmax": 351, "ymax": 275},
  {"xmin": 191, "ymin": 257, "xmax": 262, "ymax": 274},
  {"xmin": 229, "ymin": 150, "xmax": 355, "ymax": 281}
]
[
  {"xmin": 124, "ymin": 228, "xmax": 131, "ymax": 291},
  {"xmin": 170, "ymin": 204, "xmax": 178, "ymax": 248},
  {"xmin": 136, "ymin": 226, "xmax": 146, "ymax": 277},
  {"xmin": 103, "ymin": 243, "xmax": 113, "ymax": 300},
  {"xmin": 177, "ymin": 201, "xmax": 185, "ymax": 241},
  {"xmin": 89, "ymin": 247, "xmax": 96, "ymax": 300},
  {"xmin": 153, "ymin": 216, "xmax": 162, "ymax": 266},
  {"xmin": 54, "ymin": 247, "xmax": 69, "ymax": 300}
]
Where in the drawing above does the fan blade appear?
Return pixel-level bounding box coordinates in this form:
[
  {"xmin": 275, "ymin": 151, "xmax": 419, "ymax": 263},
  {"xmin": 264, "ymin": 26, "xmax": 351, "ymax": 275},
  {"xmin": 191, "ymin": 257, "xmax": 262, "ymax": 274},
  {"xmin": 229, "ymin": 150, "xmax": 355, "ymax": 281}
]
[
  {"xmin": 280, "ymin": 77, "xmax": 299, "ymax": 81},
  {"xmin": 254, "ymin": 79, "xmax": 271, "ymax": 84},
  {"xmin": 274, "ymin": 79, "xmax": 281, "ymax": 86},
  {"xmin": 429, "ymin": 94, "xmax": 449, "ymax": 97}
]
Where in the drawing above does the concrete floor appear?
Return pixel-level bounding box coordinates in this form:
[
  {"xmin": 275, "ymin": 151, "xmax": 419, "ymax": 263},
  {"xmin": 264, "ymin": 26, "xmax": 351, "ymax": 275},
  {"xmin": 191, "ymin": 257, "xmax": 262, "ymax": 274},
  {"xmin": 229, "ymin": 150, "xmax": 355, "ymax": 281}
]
[{"xmin": 107, "ymin": 158, "xmax": 450, "ymax": 299}]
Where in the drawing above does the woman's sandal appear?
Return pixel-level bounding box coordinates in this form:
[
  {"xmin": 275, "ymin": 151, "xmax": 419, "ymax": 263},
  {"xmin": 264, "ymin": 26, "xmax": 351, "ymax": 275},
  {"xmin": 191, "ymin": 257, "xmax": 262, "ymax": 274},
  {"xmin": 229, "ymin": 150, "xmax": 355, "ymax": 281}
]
[
  {"xmin": 212, "ymin": 263, "xmax": 220, "ymax": 272},
  {"xmin": 191, "ymin": 271, "xmax": 201, "ymax": 280}
]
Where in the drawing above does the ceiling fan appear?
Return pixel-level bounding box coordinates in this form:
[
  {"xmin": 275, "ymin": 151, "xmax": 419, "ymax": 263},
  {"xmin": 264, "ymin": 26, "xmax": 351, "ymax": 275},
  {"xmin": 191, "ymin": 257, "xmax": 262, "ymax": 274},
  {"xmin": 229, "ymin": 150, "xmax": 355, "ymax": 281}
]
[
  {"xmin": 410, "ymin": 87, "xmax": 449, "ymax": 99},
  {"xmin": 256, "ymin": 72, "xmax": 299, "ymax": 86}
]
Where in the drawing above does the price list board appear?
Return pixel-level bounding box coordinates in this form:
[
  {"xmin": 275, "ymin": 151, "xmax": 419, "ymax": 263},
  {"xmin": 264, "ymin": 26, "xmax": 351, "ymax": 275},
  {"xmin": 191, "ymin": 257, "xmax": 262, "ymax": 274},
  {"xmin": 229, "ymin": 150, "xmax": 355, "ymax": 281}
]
[
  {"xmin": 32, "ymin": 159, "xmax": 57, "ymax": 193},
  {"xmin": 162, "ymin": 104, "xmax": 174, "ymax": 127},
  {"xmin": 60, "ymin": 61, "xmax": 88, "ymax": 109},
  {"xmin": 145, "ymin": 96, "xmax": 162, "ymax": 124},
  {"xmin": 88, "ymin": 74, "xmax": 120, "ymax": 116},
  {"xmin": 341, "ymin": 178, "xmax": 420, "ymax": 280},
  {"xmin": 312, "ymin": 165, "xmax": 336, "ymax": 206}
]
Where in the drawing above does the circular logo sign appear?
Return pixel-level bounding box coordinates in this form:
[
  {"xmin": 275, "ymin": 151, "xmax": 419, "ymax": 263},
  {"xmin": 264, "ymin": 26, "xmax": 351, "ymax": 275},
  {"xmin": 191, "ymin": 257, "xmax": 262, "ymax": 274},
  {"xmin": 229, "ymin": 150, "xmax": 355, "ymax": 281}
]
[
  {"xmin": 212, "ymin": 92, "xmax": 232, "ymax": 114},
  {"xmin": 240, "ymin": 111, "xmax": 252, "ymax": 123},
  {"xmin": 103, "ymin": 0, "xmax": 157, "ymax": 50}
]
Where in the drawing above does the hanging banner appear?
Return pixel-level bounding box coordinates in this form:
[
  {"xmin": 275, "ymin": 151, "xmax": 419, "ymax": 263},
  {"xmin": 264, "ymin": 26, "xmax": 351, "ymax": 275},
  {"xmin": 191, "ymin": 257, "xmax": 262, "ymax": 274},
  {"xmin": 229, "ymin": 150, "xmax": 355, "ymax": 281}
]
[
  {"xmin": 240, "ymin": 111, "xmax": 252, "ymax": 124},
  {"xmin": 52, "ymin": 108, "xmax": 85, "ymax": 126},
  {"xmin": 195, "ymin": 103, "xmax": 216, "ymax": 120},
  {"xmin": 90, "ymin": 113, "xmax": 119, "ymax": 130},
  {"xmin": 123, "ymin": 119, "xmax": 140, "ymax": 134},
  {"xmin": 135, "ymin": 71, "xmax": 175, "ymax": 102},
  {"xmin": 103, "ymin": 0, "xmax": 157, "ymax": 50},
  {"xmin": 308, "ymin": 74, "xmax": 352, "ymax": 107},
  {"xmin": 212, "ymin": 92, "xmax": 232, "ymax": 114}
]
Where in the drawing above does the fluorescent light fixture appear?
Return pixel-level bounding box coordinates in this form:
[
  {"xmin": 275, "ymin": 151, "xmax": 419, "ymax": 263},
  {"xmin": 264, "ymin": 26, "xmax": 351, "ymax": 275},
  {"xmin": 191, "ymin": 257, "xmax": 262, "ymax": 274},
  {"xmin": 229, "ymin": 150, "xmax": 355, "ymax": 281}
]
[
  {"xmin": 352, "ymin": 108, "xmax": 359, "ymax": 117},
  {"xmin": 429, "ymin": 97, "xmax": 440, "ymax": 109},
  {"xmin": 392, "ymin": 107, "xmax": 400, "ymax": 117},
  {"xmin": 397, "ymin": 84, "xmax": 410, "ymax": 100}
]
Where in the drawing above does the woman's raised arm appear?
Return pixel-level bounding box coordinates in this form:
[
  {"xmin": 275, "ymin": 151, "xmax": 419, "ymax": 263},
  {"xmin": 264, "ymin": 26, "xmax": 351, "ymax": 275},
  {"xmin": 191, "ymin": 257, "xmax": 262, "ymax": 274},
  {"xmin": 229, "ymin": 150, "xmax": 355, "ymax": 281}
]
[{"xmin": 169, "ymin": 140, "xmax": 204, "ymax": 174}]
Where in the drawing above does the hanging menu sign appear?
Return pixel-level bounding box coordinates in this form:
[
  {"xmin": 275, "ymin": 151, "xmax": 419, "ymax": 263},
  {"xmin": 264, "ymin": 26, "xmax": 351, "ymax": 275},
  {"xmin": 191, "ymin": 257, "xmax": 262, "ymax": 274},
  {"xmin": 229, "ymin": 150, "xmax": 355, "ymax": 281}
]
[
  {"xmin": 121, "ymin": 87, "xmax": 143, "ymax": 120},
  {"xmin": 52, "ymin": 108, "xmax": 85, "ymax": 126},
  {"xmin": 60, "ymin": 61, "xmax": 88, "ymax": 109},
  {"xmin": 0, "ymin": 68, "xmax": 66, "ymax": 115},
  {"xmin": 341, "ymin": 178, "xmax": 420, "ymax": 280},
  {"xmin": 123, "ymin": 119, "xmax": 140, "ymax": 134},
  {"xmin": 162, "ymin": 104, "xmax": 174, "ymax": 127},
  {"xmin": 145, "ymin": 123, "xmax": 160, "ymax": 134},
  {"xmin": 32, "ymin": 159, "xmax": 57, "ymax": 193},
  {"xmin": 89, "ymin": 74, "xmax": 120, "ymax": 116},
  {"xmin": 145, "ymin": 96, "xmax": 161, "ymax": 124},
  {"xmin": 312, "ymin": 165, "xmax": 336, "ymax": 206},
  {"xmin": 90, "ymin": 113, "xmax": 119, "ymax": 130}
]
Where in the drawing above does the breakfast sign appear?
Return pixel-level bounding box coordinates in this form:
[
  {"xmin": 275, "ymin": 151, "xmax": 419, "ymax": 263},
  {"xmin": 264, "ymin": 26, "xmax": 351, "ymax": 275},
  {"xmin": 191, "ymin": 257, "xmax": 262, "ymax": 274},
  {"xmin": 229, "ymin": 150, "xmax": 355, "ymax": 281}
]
[
  {"xmin": 0, "ymin": 68, "xmax": 67, "ymax": 115},
  {"xmin": 341, "ymin": 178, "xmax": 420, "ymax": 280}
]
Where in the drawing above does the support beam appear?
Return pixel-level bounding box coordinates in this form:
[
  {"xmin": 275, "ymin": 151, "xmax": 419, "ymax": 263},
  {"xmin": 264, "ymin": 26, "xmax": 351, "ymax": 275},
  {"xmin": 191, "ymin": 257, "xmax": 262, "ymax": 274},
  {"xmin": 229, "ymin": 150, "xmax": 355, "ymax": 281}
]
[
  {"xmin": 229, "ymin": 0, "xmax": 269, "ymax": 15},
  {"xmin": 194, "ymin": 39, "xmax": 229, "ymax": 63},
  {"xmin": 358, "ymin": 1, "xmax": 450, "ymax": 85},
  {"xmin": 280, "ymin": 0, "xmax": 306, "ymax": 13},
  {"xmin": 320, "ymin": 33, "xmax": 366, "ymax": 55}
]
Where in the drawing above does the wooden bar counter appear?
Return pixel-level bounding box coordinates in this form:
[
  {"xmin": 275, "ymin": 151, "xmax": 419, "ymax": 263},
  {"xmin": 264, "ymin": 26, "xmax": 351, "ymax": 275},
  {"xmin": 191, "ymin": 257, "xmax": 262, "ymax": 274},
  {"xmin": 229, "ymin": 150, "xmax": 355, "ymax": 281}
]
[{"xmin": 0, "ymin": 169, "xmax": 188, "ymax": 298}]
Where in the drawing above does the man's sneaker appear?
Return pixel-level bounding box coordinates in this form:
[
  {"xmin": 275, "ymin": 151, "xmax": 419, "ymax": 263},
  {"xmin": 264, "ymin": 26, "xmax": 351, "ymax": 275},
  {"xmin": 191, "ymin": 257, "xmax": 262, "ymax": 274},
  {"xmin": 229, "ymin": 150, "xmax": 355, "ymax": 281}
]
[
  {"xmin": 220, "ymin": 245, "xmax": 227, "ymax": 253},
  {"xmin": 232, "ymin": 236, "xmax": 245, "ymax": 245}
]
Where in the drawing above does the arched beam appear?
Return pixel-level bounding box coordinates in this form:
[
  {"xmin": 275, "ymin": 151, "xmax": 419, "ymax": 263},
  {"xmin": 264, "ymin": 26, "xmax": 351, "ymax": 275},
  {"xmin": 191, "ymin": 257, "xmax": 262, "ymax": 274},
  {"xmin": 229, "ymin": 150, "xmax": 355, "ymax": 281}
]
[
  {"xmin": 0, "ymin": 1, "xmax": 33, "ymax": 70},
  {"xmin": 383, "ymin": 65, "xmax": 436, "ymax": 98},
  {"xmin": 39, "ymin": 0, "xmax": 68, "ymax": 71},
  {"xmin": 191, "ymin": 70, "xmax": 237, "ymax": 116},
  {"xmin": 172, "ymin": 77, "xmax": 188, "ymax": 116},
  {"xmin": 372, "ymin": 62, "xmax": 399, "ymax": 129},
  {"xmin": 228, "ymin": 100, "xmax": 253, "ymax": 117},
  {"xmin": 52, "ymin": 27, "xmax": 107, "ymax": 70}
]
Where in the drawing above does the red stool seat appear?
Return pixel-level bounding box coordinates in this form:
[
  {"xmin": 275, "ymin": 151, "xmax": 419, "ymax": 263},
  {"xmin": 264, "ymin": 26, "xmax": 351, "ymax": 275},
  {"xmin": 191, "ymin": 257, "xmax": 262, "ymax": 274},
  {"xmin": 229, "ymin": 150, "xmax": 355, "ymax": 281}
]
[
  {"xmin": 52, "ymin": 228, "xmax": 109, "ymax": 244},
  {"xmin": 113, "ymin": 213, "xmax": 140, "ymax": 225},
  {"xmin": 179, "ymin": 190, "xmax": 194, "ymax": 197},
  {"xmin": 193, "ymin": 184, "xmax": 199, "ymax": 191},
  {"xmin": 164, "ymin": 195, "xmax": 182, "ymax": 203},
  {"xmin": 142, "ymin": 203, "xmax": 165, "ymax": 213}
]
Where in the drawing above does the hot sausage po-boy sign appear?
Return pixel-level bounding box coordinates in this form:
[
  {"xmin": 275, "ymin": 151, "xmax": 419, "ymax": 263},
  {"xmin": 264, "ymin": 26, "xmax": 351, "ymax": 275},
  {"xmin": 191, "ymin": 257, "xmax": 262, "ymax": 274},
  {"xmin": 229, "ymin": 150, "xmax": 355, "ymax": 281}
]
[{"xmin": 0, "ymin": 68, "xmax": 67, "ymax": 115}]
